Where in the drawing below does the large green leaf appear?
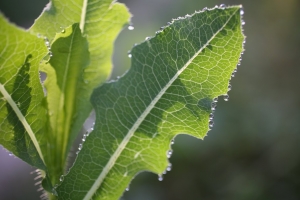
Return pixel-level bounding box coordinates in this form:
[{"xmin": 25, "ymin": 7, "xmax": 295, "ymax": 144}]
[
  {"xmin": 39, "ymin": 23, "xmax": 89, "ymax": 184},
  {"xmin": 0, "ymin": 14, "xmax": 48, "ymax": 170},
  {"xmin": 30, "ymin": 0, "xmax": 131, "ymax": 158},
  {"xmin": 57, "ymin": 6, "xmax": 245, "ymax": 200}
]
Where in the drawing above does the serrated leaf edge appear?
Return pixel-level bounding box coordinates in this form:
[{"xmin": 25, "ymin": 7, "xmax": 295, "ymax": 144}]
[{"xmin": 83, "ymin": 7, "xmax": 239, "ymax": 200}]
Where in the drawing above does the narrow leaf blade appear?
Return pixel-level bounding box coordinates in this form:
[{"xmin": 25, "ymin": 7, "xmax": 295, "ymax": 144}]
[
  {"xmin": 0, "ymin": 14, "xmax": 48, "ymax": 169},
  {"xmin": 57, "ymin": 6, "xmax": 245, "ymax": 200},
  {"xmin": 30, "ymin": 0, "xmax": 131, "ymax": 155},
  {"xmin": 40, "ymin": 23, "xmax": 89, "ymax": 183}
]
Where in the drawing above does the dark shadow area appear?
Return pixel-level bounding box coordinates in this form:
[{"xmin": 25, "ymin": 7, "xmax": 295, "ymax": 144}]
[{"xmin": 5, "ymin": 54, "xmax": 44, "ymax": 169}]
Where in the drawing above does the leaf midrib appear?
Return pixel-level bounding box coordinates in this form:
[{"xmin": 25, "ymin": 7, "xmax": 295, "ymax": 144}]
[
  {"xmin": 58, "ymin": 25, "xmax": 78, "ymax": 163},
  {"xmin": 79, "ymin": 0, "xmax": 88, "ymax": 32},
  {"xmin": 0, "ymin": 83, "xmax": 45, "ymax": 164},
  {"xmin": 83, "ymin": 8, "xmax": 239, "ymax": 200}
]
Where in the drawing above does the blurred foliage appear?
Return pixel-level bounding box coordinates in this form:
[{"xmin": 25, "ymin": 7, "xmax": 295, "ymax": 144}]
[{"xmin": 1, "ymin": 0, "xmax": 300, "ymax": 199}]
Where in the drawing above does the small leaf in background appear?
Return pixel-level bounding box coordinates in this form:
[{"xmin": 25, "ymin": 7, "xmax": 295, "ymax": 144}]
[
  {"xmin": 57, "ymin": 6, "xmax": 245, "ymax": 200},
  {"xmin": 30, "ymin": 0, "xmax": 131, "ymax": 156},
  {"xmin": 0, "ymin": 14, "xmax": 48, "ymax": 170}
]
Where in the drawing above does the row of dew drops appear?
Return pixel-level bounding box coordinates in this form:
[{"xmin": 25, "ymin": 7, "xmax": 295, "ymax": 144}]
[
  {"xmin": 39, "ymin": 26, "xmax": 93, "ymax": 84},
  {"xmin": 126, "ymin": 4, "xmax": 245, "ymax": 61},
  {"xmin": 207, "ymin": 4, "xmax": 246, "ymax": 134},
  {"xmin": 22, "ymin": 3, "xmax": 245, "ymax": 195},
  {"xmin": 125, "ymin": 141, "xmax": 174, "ymax": 192},
  {"xmin": 125, "ymin": 3, "xmax": 246, "ymax": 193},
  {"xmin": 38, "ymin": 26, "xmax": 67, "ymax": 59},
  {"xmin": 37, "ymin": 34, "xmax": 53, "ymax": 58},
  {"xmin": 51, "ymin": 124, "xmax": 95, "ymax": 194}
]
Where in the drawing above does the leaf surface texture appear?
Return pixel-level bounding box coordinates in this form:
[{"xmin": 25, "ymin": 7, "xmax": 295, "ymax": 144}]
[
  {"xmin": 0, "ymin": 14, "xmax": 48, "ymax": 169},
  {"xmin": 31, "ymin": 0, "xmax": 131, "ymax": 153},
  {"xmin": 57, "ymin": 6, "xmax": 245, "ymax": 200},
  {"xmin": 40, "ymin": 23, "xmax": 90, "ymax": 183}
]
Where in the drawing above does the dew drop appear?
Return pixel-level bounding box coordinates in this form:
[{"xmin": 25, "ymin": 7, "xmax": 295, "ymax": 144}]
[
  {"xmin": 209, "ymin": 120, "xmax": 214, "ymax": 128},
  {"xmin": 185, "ymin": 14, "xmax": 191, "ymax": 18},
  {"xmin": 128, "ymin": 54, "xmax": 132, "ymax": 58},
  {"xmin": 228, "ymin": 84, "xmax": 232, "ymax": 91},
  {"xmin": 76, "ymin": 151, "xmax": 79, "ymax": 154},
  {"xmin": 203, "ymin": 7, "xmax": 208, "ymax": 11},
  {"xmin": 52, "ymin": 187, "xmax": 58, "ymax": 196},
  {"xmin": 171, "ymin": 139, "xmax": 175, "ymax": 145},
  {"xmin": 213, "ymin": 97, "xmax": 218, "ymax": 103},
  {"xmin": 9, "ymin": 152, "xmax": 13, "ymax": 156},
  {"xmin": 78, "ymin": 143, "xmax": 82, "ymax": 150},
  {"xmin": 145, "ymin": 37, "xmax": 150, "ymax": 40},
  {"xmin": 167, "ymin": 150, "xmax": 173, "ymax": 158},
  {"xmin": 163, "ymin": 170, "xmax": 167, "ymax": 175},
  {"xmin": 59, "ymin": 175, "xmax": 64, "ymax": 182},
  {"xmin": 49, "ymin": 52, "xmax": 53, "ymax": 57},
  {"xmin": 219, "ymin": 4, "xmax": 226, "ymax": 8},
  {"xmin": 167, "ymin": 163, "xmax": 172, "ymax": 171},
  {"xmin": 158, "ymin": 175, "xmax": 163, "ymax": 181},
  {"xmin": 223, "ymin": 94, "xmax": 229, "ymax": 101},
  {"xmin": 211, "ymin": 102, "xmax": 217, "ymax": 110},
  {"xmin": 231, "ymin": 72, "xmax": 235, "ymax": 78},
  {"xmin": 128, "ymin": 25, "xmax": 134, "ymax": 30},
  {"xmin": 82, "ymin": 134, "xmax": 87, "ymax": 142},
  {"xmin": 125, "ymin": 187, "xmax": 130, "ymax": 191},
  {"xmin": 240, "ymin": 9, "xmax": 244, "ymax": 15},
  {"xmin": 209, "ymin": 113, "xmax": 214, "ymax": 120},
  {"xmin": 214, "ymin": 5, "xmax": 219, "ymax": 8},
  {"xmin": 61, "ymin": 29, "xmax": 65, "ymax": 33},
  {"xmin": 45, "ymin": 41, "xmax": 50, "ymax": 46},
  {"xmin": 242, "ymin": 21, "xmax": 246, "ymax": 25}
]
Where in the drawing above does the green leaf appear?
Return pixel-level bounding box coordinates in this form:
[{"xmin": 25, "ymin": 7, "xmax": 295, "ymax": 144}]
[
  {"xmin": 30, "ymin": 0, "xmax": 131, "ymax": 155},
  {"xmin": 57, "ymin": 6, "xmax": 245, "ymax": 200},
  {"xmin": 40, "ymin": 23, "xmax": 89, "ymax": 183},
  {"xmin": 0, "ymin": 14, "xmax": 48, "ymax": 170}
]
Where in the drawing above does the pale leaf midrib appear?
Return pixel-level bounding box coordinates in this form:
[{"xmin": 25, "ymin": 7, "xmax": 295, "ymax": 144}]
[
  {"xmin": 79, "ymin": 0, "xmax": 88, "ymax": 32},
  {"xmin": 59, "ymin": 25, "xmax": 78, "ymax": 163},
  {"xmin": 0, "ymin": 83, "xmax": 45, "ymax": 164},
  {"xmin": 83, "ymin": 8, "xmax": 239, "ymax": 200}
]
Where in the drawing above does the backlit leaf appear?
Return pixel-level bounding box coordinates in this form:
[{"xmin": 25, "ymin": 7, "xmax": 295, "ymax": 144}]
[
  {"xmin": 57, "ymin": 6, "xmax": 245, "ymax": 200},
  {"xmin": 30, "ymin": 0, "xmax": 131, "ymax": 157},
  {"xmin": 39, "ymin": 23, "xmax": 89, "ymax": 184},
  {"xmin": 0, "ymin": 14, "xmax": 48, "ymax": 170}
]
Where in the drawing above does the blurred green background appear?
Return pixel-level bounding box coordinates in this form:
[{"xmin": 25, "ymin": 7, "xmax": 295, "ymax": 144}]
[{"xmin": 1, "ymin": 0, "xmax": 300, "ymax": 199}]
